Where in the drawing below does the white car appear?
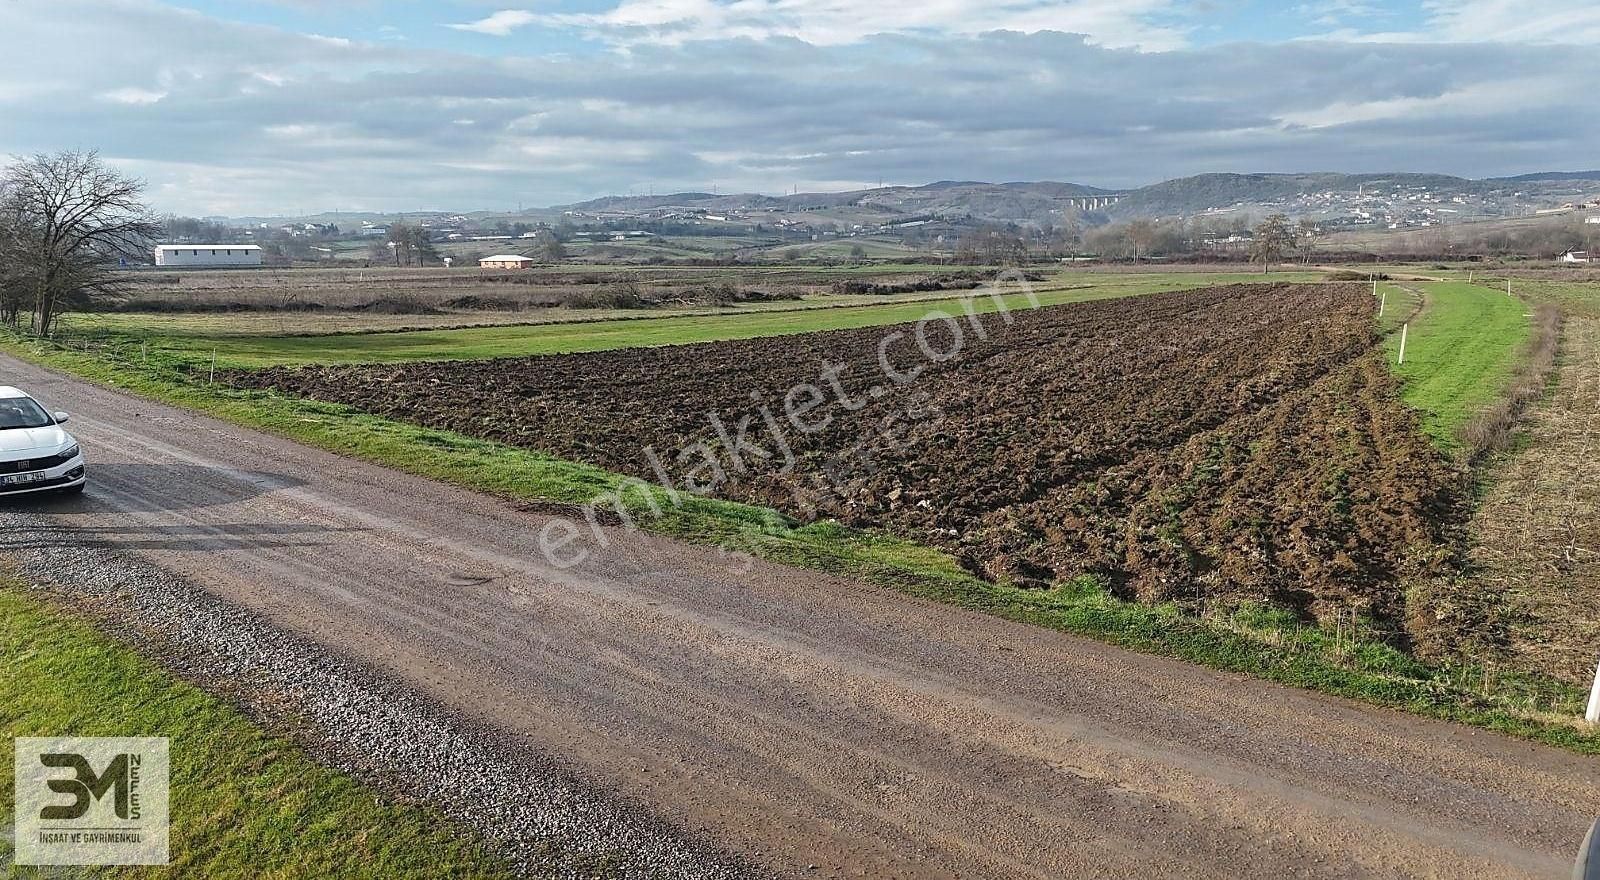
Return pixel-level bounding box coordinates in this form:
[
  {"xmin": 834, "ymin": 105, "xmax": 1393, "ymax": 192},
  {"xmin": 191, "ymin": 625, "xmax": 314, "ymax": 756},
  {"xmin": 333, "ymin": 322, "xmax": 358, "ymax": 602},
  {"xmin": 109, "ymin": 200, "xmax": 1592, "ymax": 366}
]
[{"xmin": 0, "ymin": 386, "xmax": 86, "ymax": 497}]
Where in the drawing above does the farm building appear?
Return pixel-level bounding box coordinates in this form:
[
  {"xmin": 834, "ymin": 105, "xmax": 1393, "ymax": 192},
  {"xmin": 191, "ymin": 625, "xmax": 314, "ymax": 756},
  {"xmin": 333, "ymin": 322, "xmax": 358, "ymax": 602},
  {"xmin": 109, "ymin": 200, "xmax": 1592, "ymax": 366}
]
[
  {"xmin": 1560, "ymin": 250, "xmax": 1592, "ymax": 264},
  {"xmin": 480, "ymin": 254, "xmax": 537, "ymax": 269},
  {"xmin": 154, "ymin": 244, "xmax": 263, "ymax": 268}
]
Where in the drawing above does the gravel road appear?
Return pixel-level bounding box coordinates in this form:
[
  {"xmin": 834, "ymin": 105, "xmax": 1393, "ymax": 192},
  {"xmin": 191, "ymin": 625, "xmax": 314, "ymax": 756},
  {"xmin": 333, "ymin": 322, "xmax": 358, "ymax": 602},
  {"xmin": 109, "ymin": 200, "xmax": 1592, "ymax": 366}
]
[{"xmin": 3, "ymin": 352, "xmax": 1598, "ymax": 879}]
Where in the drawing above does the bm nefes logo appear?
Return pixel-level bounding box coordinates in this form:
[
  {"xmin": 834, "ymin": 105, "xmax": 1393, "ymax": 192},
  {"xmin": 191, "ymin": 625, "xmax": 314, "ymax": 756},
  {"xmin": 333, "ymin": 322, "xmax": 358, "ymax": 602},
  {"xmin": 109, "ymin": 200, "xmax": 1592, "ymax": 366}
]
[
  {"xmin": 38, "ymin": 752, "xmax": 142, "ymax": 821},
  {"xmin": 13, "ymin": 736, "xmax": 169, "ymax": 866}
]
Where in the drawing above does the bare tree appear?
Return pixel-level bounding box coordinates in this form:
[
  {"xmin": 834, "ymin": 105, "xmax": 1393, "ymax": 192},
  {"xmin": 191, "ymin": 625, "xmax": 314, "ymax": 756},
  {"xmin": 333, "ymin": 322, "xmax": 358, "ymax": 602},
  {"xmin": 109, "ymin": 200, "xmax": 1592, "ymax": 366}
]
[
  {"xmin": 537, "ymin": 231, "xmax": 566, "ymax": 262},
  {"xmin": 411, "ymin": 225, "xmax": 438, "ymax": 266},
  {"xmin": 1052, "ymin": 220, "xmax": 1083, "ymax": 261},
  {"xmin": 1250, "ymin": 214, "xmax": 1295, "ymax": 274},
  {"xmin": 1125, "ymin": 219, "xmax": 1155, "ymax": 263},
  {"xmin": 0, "ymin": 179, "xmax": 30, "ymax": 326},
  {"xmin": 386, "ymin": 222, "xmax": 438, "ymax": 267},
  {"xmin": 1296, "ymin": 218, "xmax": 1323, "ymax": 264},
  {"xmin": 0, "ymin": 151, "xmax": 160, "ymax": 335}
]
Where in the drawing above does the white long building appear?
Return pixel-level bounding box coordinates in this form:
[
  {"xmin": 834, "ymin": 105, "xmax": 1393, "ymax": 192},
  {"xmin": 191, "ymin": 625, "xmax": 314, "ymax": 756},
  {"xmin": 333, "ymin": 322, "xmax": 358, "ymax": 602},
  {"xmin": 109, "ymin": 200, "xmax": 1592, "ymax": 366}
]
[{"xmin": 154, "ymin": 244, "xmax": 263, "ymax": 267}]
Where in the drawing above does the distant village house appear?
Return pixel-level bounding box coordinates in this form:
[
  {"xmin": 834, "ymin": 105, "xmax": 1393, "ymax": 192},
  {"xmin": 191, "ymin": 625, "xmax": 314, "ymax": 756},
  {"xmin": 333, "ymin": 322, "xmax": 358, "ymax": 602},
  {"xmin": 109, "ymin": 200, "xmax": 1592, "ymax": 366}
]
[
  {"xmin": 1561, "ymin": 249, "xmax": 1592, "ymax": 264},
  {"xmin": 479, "ymin": 254, "xmax": 537, "ymax": 269},
  {"xmin": 153, "ymin": 244, "xmax": 263, "ymax": 267}
]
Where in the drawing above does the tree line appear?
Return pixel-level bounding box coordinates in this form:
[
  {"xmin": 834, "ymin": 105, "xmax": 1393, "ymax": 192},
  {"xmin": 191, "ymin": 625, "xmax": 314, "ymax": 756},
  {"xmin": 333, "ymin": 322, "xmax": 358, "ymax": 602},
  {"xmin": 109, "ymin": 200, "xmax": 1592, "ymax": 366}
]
[
  {"xmin": 944, "ymin": 214, "xmax": 1321, "ymax": 269},
  {"xmin": 0, "ymin": 151, "xmax": 158, "ymax": 336}
]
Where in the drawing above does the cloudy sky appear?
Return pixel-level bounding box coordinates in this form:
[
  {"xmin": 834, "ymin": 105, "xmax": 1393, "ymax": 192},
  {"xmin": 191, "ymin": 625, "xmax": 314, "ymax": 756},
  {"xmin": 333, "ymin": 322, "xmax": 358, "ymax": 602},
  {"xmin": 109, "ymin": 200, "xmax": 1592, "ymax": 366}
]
[{"xmin": 2, "ymin": 0, "xmax": 1597, "ymax": 216}]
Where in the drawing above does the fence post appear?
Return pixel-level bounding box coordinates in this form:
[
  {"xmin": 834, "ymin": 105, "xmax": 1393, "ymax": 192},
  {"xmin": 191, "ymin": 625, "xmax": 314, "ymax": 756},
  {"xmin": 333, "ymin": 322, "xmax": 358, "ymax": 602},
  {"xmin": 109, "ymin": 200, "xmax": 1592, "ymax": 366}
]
[
  {"xmin": 1397, "ymin": 323, "xmax": 1408, "ymax": 365},
  {"xmin": 1587, "ymin": 657, "xmax": 1600, "ymax": 724},
  {"xmin": 209, "ymin": 351, "xmax": 217, "ymax": 385}
]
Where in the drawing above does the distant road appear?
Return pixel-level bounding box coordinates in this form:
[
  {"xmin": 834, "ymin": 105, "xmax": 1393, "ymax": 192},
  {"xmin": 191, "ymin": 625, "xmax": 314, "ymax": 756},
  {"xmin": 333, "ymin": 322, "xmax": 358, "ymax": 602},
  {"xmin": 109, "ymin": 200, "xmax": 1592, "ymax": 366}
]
[{"xmin": 5, "ymin": 351, "xmax": 1597, "ymax": 879}]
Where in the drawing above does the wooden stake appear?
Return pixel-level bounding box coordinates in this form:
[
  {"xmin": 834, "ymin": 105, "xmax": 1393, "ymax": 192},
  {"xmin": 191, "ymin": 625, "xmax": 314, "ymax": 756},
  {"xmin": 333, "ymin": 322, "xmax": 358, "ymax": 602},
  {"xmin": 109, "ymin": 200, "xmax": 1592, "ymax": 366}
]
[
  {"xmin": 1397, "ymin": 323, "xmax": 1408, "ymax": 365},
  {"xmin": 1587, "ymin": 657, "xmax": 1600, "ymax": 723}
]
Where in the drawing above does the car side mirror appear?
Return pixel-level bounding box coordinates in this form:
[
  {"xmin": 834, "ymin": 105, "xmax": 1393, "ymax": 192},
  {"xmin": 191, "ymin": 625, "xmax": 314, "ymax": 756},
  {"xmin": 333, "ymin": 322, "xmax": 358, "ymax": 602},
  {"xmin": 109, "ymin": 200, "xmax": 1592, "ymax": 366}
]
[
  {"xmin": 53, "ymin": 412, "xmax": 69, "ymax": 424},
  {"xmin": 1576, "ymin": 817, "xmax": 1600, "ymax": 880}
]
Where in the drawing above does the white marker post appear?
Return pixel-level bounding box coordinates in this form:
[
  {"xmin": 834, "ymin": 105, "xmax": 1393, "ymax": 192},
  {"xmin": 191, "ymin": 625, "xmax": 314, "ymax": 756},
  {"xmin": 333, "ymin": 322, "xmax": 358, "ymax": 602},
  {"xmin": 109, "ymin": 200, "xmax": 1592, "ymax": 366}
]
[
  {"xmin": 1379, "ymin": 290, "xmax": 1387, "ymax": 318},
  {"xmin": 1397, "ymin": 323, "xmax": 1408, "ymax": 365},
  {"xmin": 1587, "ymin": 658, "xmax": 1600, "ymax": 724},
  {"xmin": 209, "ymin": 351, "xmax": 217, "ymax": 385},
  {"xmin": 1507, "ymin": 278, "xmax": 1513, "ymax": 297}
]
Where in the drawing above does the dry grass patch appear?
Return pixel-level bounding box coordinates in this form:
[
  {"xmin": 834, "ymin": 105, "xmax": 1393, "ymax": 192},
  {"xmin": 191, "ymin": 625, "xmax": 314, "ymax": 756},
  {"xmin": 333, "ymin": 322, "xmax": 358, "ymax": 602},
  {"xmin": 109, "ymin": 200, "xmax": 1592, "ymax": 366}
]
[{"xmin": 1452, "ymin": 317, "xmax": 1600, "ymax": 683}]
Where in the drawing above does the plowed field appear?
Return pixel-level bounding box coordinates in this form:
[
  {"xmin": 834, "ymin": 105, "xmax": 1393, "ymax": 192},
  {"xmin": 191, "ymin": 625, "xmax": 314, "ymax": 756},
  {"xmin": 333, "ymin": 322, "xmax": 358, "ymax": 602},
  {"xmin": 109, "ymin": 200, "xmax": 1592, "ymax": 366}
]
[{"xmin": 233, "ymin": 283, "xmax": 1460, "ymax": 625}]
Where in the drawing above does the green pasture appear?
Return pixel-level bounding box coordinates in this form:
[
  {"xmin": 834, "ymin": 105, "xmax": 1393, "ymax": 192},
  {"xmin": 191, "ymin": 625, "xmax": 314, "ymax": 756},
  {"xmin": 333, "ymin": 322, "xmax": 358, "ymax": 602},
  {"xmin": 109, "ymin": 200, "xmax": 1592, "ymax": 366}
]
[
  {"xmin": 70, "ymin": 270, "xmax": 1321, "ymax": 368},
  {"xmin": 1383, "ymin": 282, "xmax": 1534, "ymax": 447}
]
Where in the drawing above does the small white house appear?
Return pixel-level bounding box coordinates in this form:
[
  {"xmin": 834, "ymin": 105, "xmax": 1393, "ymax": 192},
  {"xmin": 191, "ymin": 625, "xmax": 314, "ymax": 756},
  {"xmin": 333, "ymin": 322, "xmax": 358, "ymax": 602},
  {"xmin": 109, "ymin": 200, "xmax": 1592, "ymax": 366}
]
[
  {"xmin": 1587, "ymin": 216, "xmax": 1600, "ymax": 225},
  {"xmin": 1560, "ymin": 249, "xmax": 1592, "ymax": 264},
  {"xmin": 154, "ymin": 245, "xmax": 263, "ymax": 268}
]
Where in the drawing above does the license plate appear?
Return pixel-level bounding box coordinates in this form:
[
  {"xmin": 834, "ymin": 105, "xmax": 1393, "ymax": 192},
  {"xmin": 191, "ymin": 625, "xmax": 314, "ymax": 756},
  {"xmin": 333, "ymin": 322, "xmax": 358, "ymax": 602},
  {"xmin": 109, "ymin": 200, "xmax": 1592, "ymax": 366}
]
[{"xmin": 3, "ymin": 471, "xmax": 46, "ymax": 485}]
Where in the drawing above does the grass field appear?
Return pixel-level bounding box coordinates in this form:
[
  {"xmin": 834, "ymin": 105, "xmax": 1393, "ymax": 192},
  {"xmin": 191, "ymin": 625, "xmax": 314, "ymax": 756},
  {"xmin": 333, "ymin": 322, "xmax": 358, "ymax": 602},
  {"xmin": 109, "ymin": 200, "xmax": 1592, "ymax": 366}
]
[
  {"xmin": 63, "ymin": 285, "xmax": 1057, "ymax": 338},
  {"xmin": 0, "ymin": 584, "xmax": 512, "ymax": 879},
  {"xmin": 71, "ymin": 270, "xmax": 1323, "ymax": 368},
  {"xmin": 1504, "ymin": 278, "xmax": 1600, "ymax": 318},
  {"xmin": 1384, "ymin": 282, "xmax": 1533, "ymax": 448}
]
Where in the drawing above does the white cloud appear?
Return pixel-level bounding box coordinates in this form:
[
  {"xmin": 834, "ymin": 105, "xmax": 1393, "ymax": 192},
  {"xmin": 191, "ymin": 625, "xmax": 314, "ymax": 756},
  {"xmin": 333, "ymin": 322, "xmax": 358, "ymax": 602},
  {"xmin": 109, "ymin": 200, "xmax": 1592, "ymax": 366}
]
[
  {"xmin": 1422, "ymin": 0, "xmax": 1600, "ymax": 44},
  {"xmin": 1309, "ymin": 0, "xmax": 1600, "ymax": 44},
  {"xmin": 100, "ymin": 86, "xmax": 168, "ymax": 104},
  {"xmin": 449, "ymin": 10, "xmax": 542, "ymax": 36},
  {"xmin": 1293, "ymin": 1, "xmax": 1389, "ymax": 29},
  {"xmin": 1277, "ymin": 76, "xmax": 1562, "ymax": 128},
  {"xmin": 451, "ymin": 0, "xmax": 1189, "ymax": 50}
]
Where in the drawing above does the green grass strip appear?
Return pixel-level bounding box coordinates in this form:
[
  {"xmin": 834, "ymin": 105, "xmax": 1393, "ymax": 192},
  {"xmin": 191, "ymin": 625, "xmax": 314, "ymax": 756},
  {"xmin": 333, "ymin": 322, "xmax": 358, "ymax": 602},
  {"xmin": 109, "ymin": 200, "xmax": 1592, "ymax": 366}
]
[
  {"xmin": 0, "ymin": 585, "xmax": 514, "ymax": 879},
  {"xmin": 1384, "ymin": 282, "xmax": 1533, "ymax": 448}
]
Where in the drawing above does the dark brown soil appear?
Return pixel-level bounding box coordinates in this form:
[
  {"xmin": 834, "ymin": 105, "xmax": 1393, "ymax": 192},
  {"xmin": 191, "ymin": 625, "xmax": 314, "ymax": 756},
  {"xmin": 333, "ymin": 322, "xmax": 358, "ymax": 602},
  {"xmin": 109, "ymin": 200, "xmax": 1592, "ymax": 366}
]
[{"xmin": 231, "ymin": 283, "xmax": 1461, "ymax": 626}]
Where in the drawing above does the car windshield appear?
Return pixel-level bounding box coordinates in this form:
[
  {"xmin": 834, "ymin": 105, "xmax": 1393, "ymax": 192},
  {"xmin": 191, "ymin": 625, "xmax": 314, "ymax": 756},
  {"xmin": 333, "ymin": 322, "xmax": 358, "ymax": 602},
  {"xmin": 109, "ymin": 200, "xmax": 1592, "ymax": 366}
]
[{"xmin": 0, "ymin": 397, "xmax": 53, "ymax": 430}]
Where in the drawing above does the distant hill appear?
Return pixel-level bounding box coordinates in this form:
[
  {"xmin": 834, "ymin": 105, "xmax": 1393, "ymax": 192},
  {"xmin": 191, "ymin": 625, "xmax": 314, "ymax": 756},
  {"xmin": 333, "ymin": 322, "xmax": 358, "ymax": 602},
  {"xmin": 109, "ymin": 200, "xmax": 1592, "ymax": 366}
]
[
  {"xmin": 1107, "ymin": 172, "xmax": 1478, "ymax": 218},
  {"xmin": 230, "ymin": 170, "xmax": 1600, "ymax": 231},
  {"xmin": 551, "ymin": 180, "xmax": 1116, "ymax": 226},
  {"xmin": 539, "ymin": 172, "xmax": 1600, "ymax": 229},
  {"xmin": 1493, "ymin": 171, "xmax": 1600, "ymax": 183},
  {"xmin": 1101, "ymin": 171, "xmax": 1600, "ymax": 226}
]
